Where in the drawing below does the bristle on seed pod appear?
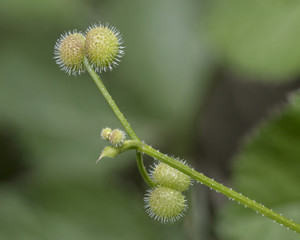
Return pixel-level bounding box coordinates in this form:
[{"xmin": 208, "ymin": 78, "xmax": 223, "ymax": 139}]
[
  {"xmin": 144, "ymin": 186, "xmax": 187, "ymax": 224},
  {"xmin": 54, "ymin": 31, "xmax": 86, "ymax": 75},
  {"xmin": 85, "ymin": 23, "xmax": 124, "ymax": 72},
  {"xmin": 151, "ymin": 162, "xmax": 191, "ymax": 192},
  {"xmin": 101, "ymin": 127, "xmax": 112, "ymax": 141},
  {"xmin": 109, "ymin": 129, "xmax": 126, "ymax": 147}
]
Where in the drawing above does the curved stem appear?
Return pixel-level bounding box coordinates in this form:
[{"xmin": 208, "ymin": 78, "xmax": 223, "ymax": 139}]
[
  {"xmin": 84, "ymin": 57, "xmax": 156, "ymax": 187},
  {"xmin": 136, "ymin": 151, "xmax": 157, "ymax": 188}
]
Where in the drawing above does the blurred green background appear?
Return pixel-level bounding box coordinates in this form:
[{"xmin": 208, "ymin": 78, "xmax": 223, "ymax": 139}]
[{"xmin": 1, "ymin": 0, "xmax": 300, "ymax": 239}]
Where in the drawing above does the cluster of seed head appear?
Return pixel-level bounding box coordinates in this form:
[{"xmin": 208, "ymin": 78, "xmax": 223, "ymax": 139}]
[
  {"xmin": 54, "ymin": 23, "xmax": 124, "ymax": 75},
  {"xmin": 144, "ymin": 161, "xmax": 191, "ymax": 223},
  {"xmin": 101, "ymin": 127, "xmax": 126, "ymax": 147}
]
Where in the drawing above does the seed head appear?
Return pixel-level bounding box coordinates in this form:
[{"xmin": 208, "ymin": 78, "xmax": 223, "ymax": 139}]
[
  {"xmin": 151, "ymin": 162, "xmax": 191, "ymax": 192},
  {"xmin": 109, "ymin": 129, "xmax": 126, "ymax": 147},
  {"xmin": 144, "ymin": 186, "xmax": 187, "ymax": 224},
  {"xmin": 101, "ymin": 127, "xmax": 112, "ymax": 140},
  {"xmin": 54, "ymin": 31, "xmax": 86, "ymax": 75},
  {"xmin": 85, "ymin": 23, "xmax": 124, "ymax": 72}
]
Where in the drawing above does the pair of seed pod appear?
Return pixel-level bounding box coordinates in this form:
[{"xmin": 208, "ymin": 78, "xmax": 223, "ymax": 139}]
[
  {"xmin": 145, "ymin": 162, "xmax": 191, "ymax": 223},
  {"xmin": 101, "ymin": 128, "xmax": 126, "ymax": 147},
  {"xmin": 54, "ymin": 23, "xmax": 124, "ymax": 75}
]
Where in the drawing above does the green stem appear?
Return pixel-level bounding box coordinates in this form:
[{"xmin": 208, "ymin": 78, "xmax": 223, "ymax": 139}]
[
  {"xmin": 84, "ymin": 57, "xmax": 155, "ymax": 187},
  {"xmin": 138, "ymin": 143, "xmax": 300, "ymax": 233},
  {"xmin": 84, "ymin": 57, "xmax": 300, "ymax": 233},
  {"xmin": 84, "ymin": 57, "xmax": 137, "ymax": 140},
  {"xmin": 136, "ymin": 151, "xmax": 157, "ymax": 188}
]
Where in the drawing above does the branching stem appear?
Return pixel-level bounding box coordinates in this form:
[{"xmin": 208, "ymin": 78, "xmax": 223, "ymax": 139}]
[
  {"xmin": 84, "ymin": 57, "xmax": 155, "ymax": 187},
  {"xmin": 84, "ymin": 57, "xmax": 300, "ymax": 233}
]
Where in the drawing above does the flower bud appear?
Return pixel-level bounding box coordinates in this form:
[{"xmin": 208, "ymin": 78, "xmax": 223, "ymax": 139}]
[
  {"xmin": 101, "ymin": 127, "xmax": 112, "ymax": 140},
  {"xmin": 96, "ymin": 145, "xmax": 120, "ymax": 163},
  {"xmin": 85, "ymin": 23, "xmax": 124, "ymax": 72},
  {"xmin": 54, "ymin": 31, "xmax": 86, "ymax": 75},
  {"xmin": 109, "ymin": 129, "xmax": 126, "ymax": 147},
  {"xmin": 151, "ymin": 162, "xmax": 191, "ymax": 192},
  {"xmin": 144, "ymin": 186, "xmax": 187, "ymax": 223}
]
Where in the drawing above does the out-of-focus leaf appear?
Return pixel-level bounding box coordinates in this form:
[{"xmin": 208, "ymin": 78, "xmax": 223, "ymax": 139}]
[
  {"xmin": 0, "ymin": 180, "xmax": 186, "ymax": 240},
  {"xmin": 216, "ymin": 92, "xmax": 300, "ymax": 239},
  {"xmin": 205, "ymin": 0, "xmax": 300, "ymax": 81}
]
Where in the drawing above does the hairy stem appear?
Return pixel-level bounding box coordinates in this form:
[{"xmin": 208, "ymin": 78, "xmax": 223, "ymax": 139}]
[
  {"xmin": 138, "ymin": 143, "xmax": 300, "ymax": 233},
  {"xmin": 100, "ymin": 139, "xmax": 300, "ymax": 233}
]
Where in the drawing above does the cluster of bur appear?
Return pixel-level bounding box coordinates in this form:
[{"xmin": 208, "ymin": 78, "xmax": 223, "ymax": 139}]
[
  {"xmin": 101, "ymin": 128, "xmax": 126, "ymax": 147},
  {"xmin": 54, "ymin": 23, "xmax": 124, "ymax": 75},
  {"xmin": 101, "ymin": 127, "xmax": 191, "ymax": 223},
  {"xmin": 145, "ymin": 162, "xmax": 191, "ymax": 223}
]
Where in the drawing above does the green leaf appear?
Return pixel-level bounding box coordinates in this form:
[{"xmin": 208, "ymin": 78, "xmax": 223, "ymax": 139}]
[
  {"xmin": 205, "ymin": 0, "xmax": 300, "ymax": 81},
  {"xmin": 216, "ymin": 92, "xmax": 300, "ymax": 239}
]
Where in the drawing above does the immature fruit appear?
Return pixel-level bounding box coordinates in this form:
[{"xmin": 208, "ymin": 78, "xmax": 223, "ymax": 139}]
[
  {"xmin": 109, "ymin": 129, "xmax": 125, "ymax": 147},
  {"xmin": 85, "ymin": 23, "xmax": 124, "ymax": 72},
  {"xmin": 151, "ymin": 162, "xmax": 191, "ymax": 192},
  {"xmin": 144, "ymin": 186, "xmax": 187, "ymax": 223},
  {"xmin": 101, "ymin": 127, "xmax": 112, "ymax": 140},
  {"xmin": 54, "ymin": 31, "xmax": 86, "ymax": 75}
]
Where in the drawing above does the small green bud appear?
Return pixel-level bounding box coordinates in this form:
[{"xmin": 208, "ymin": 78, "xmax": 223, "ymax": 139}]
[
  {"xmin": 144, "ymin": 186, "xmax": 187, "ymax": 223},
  {"xmin": 151, "ymin": 162, "xmax": 191, "ymax": 192},
  {"xmin": 54, "ymin": 31, "xmax": 86, "ymax": 75},
  {"xmin": 101, "ymin": 127, "xmax": 112, "ymax": 140},
  {"xmin": 109, "ymin": 129, "xmax": 126, "ymax": 147},
  {"xmin": 85, "ymin": 23, "xmax": 124, "ymax": 72},
  {"xmin": 97, "ymin": 146, "xmax": 120, "ymax": 163}
]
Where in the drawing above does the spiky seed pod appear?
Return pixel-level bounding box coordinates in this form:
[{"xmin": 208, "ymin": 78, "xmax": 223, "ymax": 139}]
[
  {"xmin": 144, "ymin": 186, "xmax": 187, "ymax": 223},
  {"xmin": 54, "ymin": 31, "xmax": 86, "ymax": 75},
  {"xmin": 151, "ymin": 162, "xmax": 191, "ymax": 192},
  {"xmin": 85, "ymin": 23, "xmax": 124, "ymax": 72},
  {"xmin": 109, "ymin": 129, "xmax": 126, "ymax": 147},
  {"xmin": 101, "ymin": 127, "xmax": 112, "ymax": 140}
]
